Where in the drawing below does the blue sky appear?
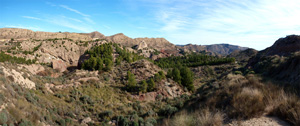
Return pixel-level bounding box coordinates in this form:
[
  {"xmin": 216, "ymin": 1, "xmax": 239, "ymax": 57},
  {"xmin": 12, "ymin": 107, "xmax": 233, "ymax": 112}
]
[{"xmin": 1, "ymin": 0, "xmax": 300, "ymax": 50}]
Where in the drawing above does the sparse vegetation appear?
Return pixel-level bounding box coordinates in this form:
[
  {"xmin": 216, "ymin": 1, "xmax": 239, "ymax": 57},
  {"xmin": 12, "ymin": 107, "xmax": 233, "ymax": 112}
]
[
  {"xmin": 0, "ymin": 30, "xmax": 299, "ymax": 126},
  {"xmin": 0, "ymin": 51, "xmax": 36, "ymax": 64}
]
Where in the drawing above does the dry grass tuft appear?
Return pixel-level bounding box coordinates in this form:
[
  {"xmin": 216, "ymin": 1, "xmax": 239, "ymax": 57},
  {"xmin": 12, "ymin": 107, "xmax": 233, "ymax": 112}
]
[
  {"xmin": 166, "ymin": 108, "xmax": 224, "ymax": 126},
  {"xmin": 230, "ymin": 87, "xmax": 265, "ymax": 119},
  {"xmin": 272, "ymin": 95, "xmax": 300, "ymax": 126},
  {"xmin": 196, "ymin": 109, "xmax": 224, "ymax": 126}
]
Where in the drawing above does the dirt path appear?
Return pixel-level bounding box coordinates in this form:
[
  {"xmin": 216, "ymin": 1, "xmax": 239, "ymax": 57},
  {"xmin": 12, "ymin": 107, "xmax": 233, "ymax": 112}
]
[{"xmin": 227, "ymin": 116, "xmax": 290, "ymax": 126}]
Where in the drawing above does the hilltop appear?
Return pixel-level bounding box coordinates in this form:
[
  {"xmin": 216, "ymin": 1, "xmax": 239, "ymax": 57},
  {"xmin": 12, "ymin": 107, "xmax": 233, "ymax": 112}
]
[{"xmin": 0, "ymin": 28, "xmax": 247, "ymax": 57}]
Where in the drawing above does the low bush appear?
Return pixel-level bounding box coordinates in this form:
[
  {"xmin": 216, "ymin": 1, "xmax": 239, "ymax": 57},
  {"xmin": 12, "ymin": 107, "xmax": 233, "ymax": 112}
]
[{"xmin": 166, "ymin": 109, "xmax": 224, "ymax": 126}]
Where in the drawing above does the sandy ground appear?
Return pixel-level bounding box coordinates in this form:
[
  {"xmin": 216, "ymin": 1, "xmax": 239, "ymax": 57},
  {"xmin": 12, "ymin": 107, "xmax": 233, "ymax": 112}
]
[{"xmin": 227, "ymin": 116, "xmax": 290, "ymax": 126}]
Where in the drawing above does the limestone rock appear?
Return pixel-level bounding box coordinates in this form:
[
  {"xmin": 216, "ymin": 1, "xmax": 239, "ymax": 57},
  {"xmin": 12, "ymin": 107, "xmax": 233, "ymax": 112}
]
[
  {"xmin": 52, "ymin": 60, "xmax": 67, "ymax": 72},
  {"xmin": 21, "ymin": 64, "xmax": 45, "ymax": 75},
  {"xmin": 136, "ymin": 41, "xmax": 148, "ymax": 50},
  {"xmin": 0, "ymin": 66, "xmax": 35, "ymax": 89}
]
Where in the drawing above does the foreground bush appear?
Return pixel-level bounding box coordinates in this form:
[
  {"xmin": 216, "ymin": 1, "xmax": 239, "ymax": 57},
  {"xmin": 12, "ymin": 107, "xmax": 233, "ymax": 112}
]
[{"xmin": 166, "ymin": 109, "xmax": 224, "ymax": 126}]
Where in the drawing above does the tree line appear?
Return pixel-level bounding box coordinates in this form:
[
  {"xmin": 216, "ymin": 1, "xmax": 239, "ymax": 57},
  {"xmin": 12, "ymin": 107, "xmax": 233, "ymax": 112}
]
[{"xmin": 155, "ymin": 53, "xmax": 235, "ymax": 68}]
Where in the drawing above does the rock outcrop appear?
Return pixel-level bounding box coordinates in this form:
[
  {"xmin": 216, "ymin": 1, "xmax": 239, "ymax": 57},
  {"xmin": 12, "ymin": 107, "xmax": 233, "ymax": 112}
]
[
  {"xmin": 52, "ymin": 60, "xmax": 67, "ymax": 72},
  {"xmin": 20, "ymin": 64, "xmax": 45, "ymax": 75},
  {"xmin": 136, "ymin": 41, "xmax": 148, "ymax": 50},
  {"xmin": 0, "ymin": 66, "xmax": 35, "ymax": 89}
]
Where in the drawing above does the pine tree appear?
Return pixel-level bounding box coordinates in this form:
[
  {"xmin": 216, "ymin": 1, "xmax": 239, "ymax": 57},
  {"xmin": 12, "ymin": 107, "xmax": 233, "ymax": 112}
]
[
  {"xmin": 97, "ymin": 58, "xmax": 104, "ymax": 71},
  {"xmin": 158, "ymin": 71, "xmax": 166, "ymax": 79},
  {"xmin": 147, "ymin": 78, "xmax": 155, "ymax": 92},
  {"xmin": 140, "ymin": 80, "xmax": 148, "ymax": 93},
  {"xmin": 104, "ymin": 58, "xmax": 113, "ymax": 71},
  {"xmin": 172, "ymin": 68, "xmax": 181, "ymax": 85},
  {"xmin": 127, "ymin": 71, "xmax": 137, "ymax": 92},
  {"xmin": 154, "ymin": 73, "xmax": 162, "ymax": 82},
  {"xmin": 166, "ymin": 69, "xmax": 172, "ymax": 78},
  {"xmin": 180, "ymin": 67, "xmax": 194, "ymax": 91}
]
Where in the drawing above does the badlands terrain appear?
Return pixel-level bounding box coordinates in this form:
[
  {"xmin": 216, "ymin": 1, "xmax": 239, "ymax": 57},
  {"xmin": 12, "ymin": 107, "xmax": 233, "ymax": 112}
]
[{"xmin": 0, "ymin": 28, "xmax": 299, "ymax": 126}]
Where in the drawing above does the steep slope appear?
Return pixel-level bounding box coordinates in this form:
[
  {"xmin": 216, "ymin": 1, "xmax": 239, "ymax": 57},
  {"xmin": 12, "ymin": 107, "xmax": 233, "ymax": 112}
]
[
  {"xmin": 177, "ymin": 43, "xmax": 248, "ymax": 56},
  {"xmin": 248, "ymin": 35, "xmax": 300, "ymax": 86},
  {"xmin": 228, "ymin": 48, "xmax": 258, "ymax": 63},
  {"xmin": 0, "ymin": 42, "xmax": 188, "ymax": 126}
]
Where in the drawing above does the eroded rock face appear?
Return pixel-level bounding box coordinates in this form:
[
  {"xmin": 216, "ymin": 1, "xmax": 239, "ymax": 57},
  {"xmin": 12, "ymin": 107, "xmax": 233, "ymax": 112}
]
[
  {"xmin": 136, "ymin": 41, "xmax": 148, "ymax": 50},
  {"xmin": 0, "ymin": 28, "xmax": 91, "ymax": 40},
  {"xmin": 20, "ymin": 64, "xmax": 45, "ymax": 75},
  {"xmin": 52, "ymin": 60, "xmax": 67, "ymax": 72},
  {"xmin": 0, "ymin": 28, "xmax": 176, "ymax": 52},
  {"xmin": 0, "ymin": 66, "xmax": 35, "ymax": 89}
]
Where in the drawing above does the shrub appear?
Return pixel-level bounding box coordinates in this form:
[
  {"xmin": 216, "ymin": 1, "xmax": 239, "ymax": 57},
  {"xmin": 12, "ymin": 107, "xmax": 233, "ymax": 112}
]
[
  {"xmin": 230, "ymin": 87, "xmax": 265, "ymax": 119},
  {"xmin": 140, "ymin": 80, "xmax": 148, "ymax": 93},
  {"xmin": 147, "ymin": 78, "xmax": 155, "ymax": 92},
  {"xmin": 167, "ymin": 109, "xmax": 223, "ymax": 126},
  {"xmin": 0, "ymin": 111, "xmax": 8, "ymax": 124},
  {"xmin": 161, "ymin": 105, "xmax": 178, "ymax": 117},
  {"xmin": 234, "ymin": 71, "xmax": 242, "ymax": 75},
  {"xmin": 195, "ymin": 109, "xmax": 224, "ymax": 126},
  {"xmin": 272, "ymin": 95, "xmax": 300, "ymax": 125}
]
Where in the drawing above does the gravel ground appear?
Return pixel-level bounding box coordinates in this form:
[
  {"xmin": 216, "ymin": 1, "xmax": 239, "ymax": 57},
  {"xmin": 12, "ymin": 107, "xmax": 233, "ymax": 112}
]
[{"xmin": 227, "ymin": 116, "xmax": 290, "ymax": 126}]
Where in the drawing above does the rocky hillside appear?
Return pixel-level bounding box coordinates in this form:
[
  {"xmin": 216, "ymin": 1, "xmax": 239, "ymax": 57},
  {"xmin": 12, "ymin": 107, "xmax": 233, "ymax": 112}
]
[
  {"xmin": 0, "ymin": 42, "xmax": 189, "ymax": 126},
  {"xmin": 228, "ymin": 48, "xmax": 258, "ymax": 63},
  {"xmin": 0, "ymin": 28, "xmax": 176, "ymax": 51},
  {"xmin": 1, "ymin": 28, "xmax": 250, "ymax": 58},
  {"xmin": 177, "ymin": 43, "xmax": 248, "ymax": 56},
  {"xmin": 248, "ymin": 35, "xmax": 300, "ymax": 86}
]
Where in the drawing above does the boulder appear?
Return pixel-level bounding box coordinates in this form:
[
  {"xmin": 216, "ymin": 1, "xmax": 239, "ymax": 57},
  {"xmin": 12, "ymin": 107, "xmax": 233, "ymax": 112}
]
[{"xmin": 52, "ymin": 60, "xmax": 67, "ymax": 72}]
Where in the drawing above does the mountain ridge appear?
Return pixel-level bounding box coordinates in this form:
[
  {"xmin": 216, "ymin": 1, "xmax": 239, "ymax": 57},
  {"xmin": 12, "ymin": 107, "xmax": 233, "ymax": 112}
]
[{"xmin": 0, "ymin": 28, "xmax": 247, "ymax": 55}]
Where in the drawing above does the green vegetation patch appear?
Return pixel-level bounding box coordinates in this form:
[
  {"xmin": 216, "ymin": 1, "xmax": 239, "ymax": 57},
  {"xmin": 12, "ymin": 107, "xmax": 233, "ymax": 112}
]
[
  {"xmin": 155, "ymin": 53, "xmax": 235, "ymax": 68},
  {"xmin": 0, "ymin": 51, "xmax": 36, "ymax": 64}
]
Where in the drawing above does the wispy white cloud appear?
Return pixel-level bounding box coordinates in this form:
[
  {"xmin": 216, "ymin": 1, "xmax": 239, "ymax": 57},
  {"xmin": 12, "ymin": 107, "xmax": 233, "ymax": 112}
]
[
  {"xmin": 83, "ymin": 17, "xmax": 95, "ymax": 24},
  {"xmin": 103, "ymin": 25, "xmax": 111, "ymax": 29},
  {"xmin": 130, "ymin": 0, "xmax": 300, "ymax": 50},
  {"xmin": 21, "ymin": 15, "xmax": 94, "ymax": 32},
  {"xmin": 19, "ymin": 3, "xmax": 96, "ymax": 33},
  {"xmin": 22, "ymin": 16, "xmax": 42, "ymax": 20},
  {"xmin": 59, "ymin": 5, "xmax": 95, "ymax": 24},
  {"xmin": 47, "ymin": 17, "xmax": 93, "ymax": 32},
  {"xmin": 61, "ymin": 16, "xmax": 83, "ymax": 23},
  {"xmin": 59, "ymin": 5, "xmax": 89, "ymax": 17}
]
